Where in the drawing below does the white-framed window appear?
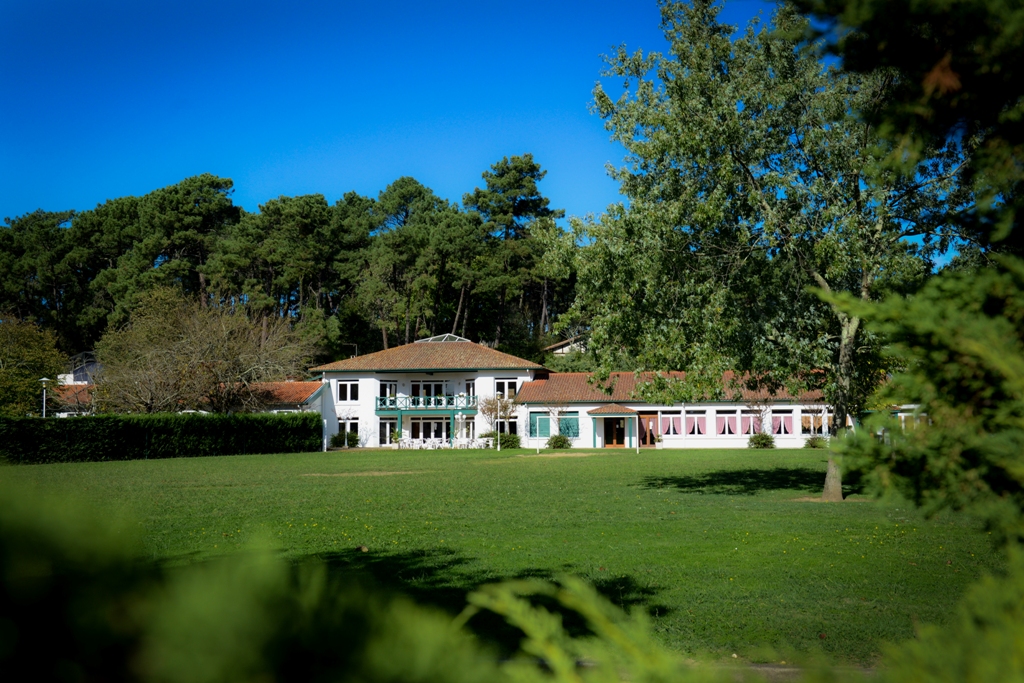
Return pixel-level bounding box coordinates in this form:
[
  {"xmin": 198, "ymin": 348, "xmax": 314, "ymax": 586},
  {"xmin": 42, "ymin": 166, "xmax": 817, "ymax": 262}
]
[
  {"xmin": 741, "ymin": 410, "xmax": 763, "ymax": 434},
  {"xmin": 772, "ymin": 409, "xmax": 794, "ymax": 435},
  {"xmin": 716, "ymin": 410, "xmax": 738, "ymax": 435},
  {"xmin": 410, "ymin": 417, "xmax": 449, "ymax": 441},
  {"xmin": 801, "ymin": 413, "xmax": 831, "ymax": 435},
  {"xmin": 497, "ymin": 419, "xmax": 518, "ymax": 435},
  {"xmin": 495, "ymin": 379, "xmax": 517, "ymax": 398},
  {"xmin": 336, "ymin": 381, "xmax": 359, "ymax": 402},
  {"xmin": 465, "ymin": 381, "xmax": 475, "ymax": 396},
  {"xmin": 685, "ymin": 410, "xmax": 706, "ymax": 435},
  {"xmin": 660, "ymin": 411, "xmax": 681, "ymax": 435},
  {"xmin": 411, "ymin": 381, "xmax": 450, "ymax": 407},
  {"xmin": 379, "ymin": 418, "xmax": 397, "ymax": 446}
]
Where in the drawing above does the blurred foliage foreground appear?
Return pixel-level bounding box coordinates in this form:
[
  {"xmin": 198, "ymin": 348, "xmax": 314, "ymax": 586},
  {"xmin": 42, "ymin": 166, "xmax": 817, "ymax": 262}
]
[{"xmin": 2, "ymin": 485, "xmax": 1024, "ymax": 683}]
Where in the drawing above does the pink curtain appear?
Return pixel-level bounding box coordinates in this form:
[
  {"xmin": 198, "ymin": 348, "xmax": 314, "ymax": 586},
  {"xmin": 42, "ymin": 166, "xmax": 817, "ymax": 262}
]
[
  {"xmin": 773, "ymin": 416, "xmax": 782, "ymax": 434},
  {"xmin": 661, "ymin": 417, "xmax": 670, "ymax": 435},
  {"xmin": 727, "ymin": 416, "xmax": 737, "ymax": 434},
  {"xmin": 672, "ymin": 416, "xmax": 682, "ymax": 435},
  {"xmin": 697, "ymin": 417, "xmax": 706, "ymax": 435},
  {"xmin": 752, "ymin": 417, "xmax": 761, "ymax": 434},
  {"xmin": 784, "ymin": 416, "xmax": 793, "ymax": 434},
  {"xmin": 685, "ymin": 417, "xmax": 694, "ymax": 434},
  {"xmin": 741, "ymin": 416, "xmax": 751, "ymax": 434},
  {"xmin": 716, "ymin": 416, "xmax": 725, "ymax": 434}
]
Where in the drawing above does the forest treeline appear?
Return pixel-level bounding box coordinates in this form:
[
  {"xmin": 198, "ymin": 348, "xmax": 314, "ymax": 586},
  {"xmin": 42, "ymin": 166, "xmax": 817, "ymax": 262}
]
[{"xmin": 0, "ymin": 154, "xmax": 577, "ymax": 365}]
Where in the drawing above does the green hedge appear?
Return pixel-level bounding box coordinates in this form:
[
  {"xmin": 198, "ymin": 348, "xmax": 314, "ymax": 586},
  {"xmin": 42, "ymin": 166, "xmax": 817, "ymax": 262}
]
[{"xmin": 0, "ymin": 412, "xmax": 322, "ymax": 464}]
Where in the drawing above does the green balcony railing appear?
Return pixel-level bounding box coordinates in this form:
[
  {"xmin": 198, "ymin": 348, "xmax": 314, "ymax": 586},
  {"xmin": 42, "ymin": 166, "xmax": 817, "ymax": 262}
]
[{"xmin": 375, "ymin": 395, "xmax": 478, "ymax": 411}]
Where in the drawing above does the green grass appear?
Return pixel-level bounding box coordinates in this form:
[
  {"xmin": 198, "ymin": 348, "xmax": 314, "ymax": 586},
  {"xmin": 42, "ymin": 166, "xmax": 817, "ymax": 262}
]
[{"xmin": 0, "ymin": 448, "xmax": 1001, "ymax": 666}]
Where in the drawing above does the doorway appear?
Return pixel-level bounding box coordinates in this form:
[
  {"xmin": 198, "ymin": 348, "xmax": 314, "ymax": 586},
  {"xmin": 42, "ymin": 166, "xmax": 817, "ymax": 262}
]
[
  {"xmin": 638, "ymin": 413, "xmax": 658, "ymax": 447},
  {"xmin": 603, "ymin": 417, "xmax": 626, "ymax": 447}
]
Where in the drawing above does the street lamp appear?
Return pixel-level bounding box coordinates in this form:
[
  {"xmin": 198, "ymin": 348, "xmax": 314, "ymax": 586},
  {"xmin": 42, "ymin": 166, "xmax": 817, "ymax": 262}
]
[{"xmin": 39, "ymin": 377, "xmax": 51, "ymax": 418}]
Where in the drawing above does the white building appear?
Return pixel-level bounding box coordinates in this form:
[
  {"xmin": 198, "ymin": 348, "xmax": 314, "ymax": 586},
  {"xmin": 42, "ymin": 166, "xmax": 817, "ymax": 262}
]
[
  {"xmin": 311, "ymin": 334, "xmax": 833, "ymax": 449},
  {"xmin": 310, "ymin": 334, "xmax": 542, "ymax": 447}
]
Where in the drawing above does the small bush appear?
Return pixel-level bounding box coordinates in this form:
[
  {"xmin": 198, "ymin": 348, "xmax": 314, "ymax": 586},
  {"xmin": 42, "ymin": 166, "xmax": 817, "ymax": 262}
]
[
  {"xmin": 804, "ymin": 435, "xmax": 828, "ymax": 449},
  {"xmin": 330, "ymin": 431, "xmax": 360, "ymax": 448},
  {"xmin": 480, "ymin": 431, "xmax": 521, "ymax": 449},
  {"xmin": 748, "ymin": 432, "xmax": 775, "ymax": 449},
  {"xmin": 546, "ymin": 434, "xmax": 572, "ymax": 449}
]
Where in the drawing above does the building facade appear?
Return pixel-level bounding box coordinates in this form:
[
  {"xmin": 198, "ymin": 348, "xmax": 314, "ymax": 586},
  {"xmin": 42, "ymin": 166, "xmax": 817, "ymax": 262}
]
[{"xmin": 311, "ymin": 335, "xmax": 833, "ymax": 449}]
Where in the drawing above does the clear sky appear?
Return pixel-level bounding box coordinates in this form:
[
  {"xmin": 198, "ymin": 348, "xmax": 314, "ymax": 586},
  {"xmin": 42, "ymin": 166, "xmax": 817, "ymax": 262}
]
[{"xmin": 1, "ymin": 0, "xmax": 777, "ymax": 223}]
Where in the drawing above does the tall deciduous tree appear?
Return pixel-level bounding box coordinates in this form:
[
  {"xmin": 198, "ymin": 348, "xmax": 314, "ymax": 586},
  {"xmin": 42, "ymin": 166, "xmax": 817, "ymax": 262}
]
[
  {"xmin": 556, "ymin": 0, "xmax": 972, "ymax": 498},
  {"xmin": 0, "ymin": 314, "xmax": 68, "ymax": 417},
  {"xmin": 94, "ymin": 290, "xmax": 312, "ymax": 413}
]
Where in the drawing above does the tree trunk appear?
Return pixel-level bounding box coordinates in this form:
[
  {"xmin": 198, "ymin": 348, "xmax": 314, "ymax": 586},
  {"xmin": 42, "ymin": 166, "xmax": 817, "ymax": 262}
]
[
  {"xmin": 823, "ymin": 457, "xmax": 844, "ymax": 502},
  {"xmin": 381, "ymin": 325, "xmax": 389, "ymax": 350},
  {"xmin": 822, "ymin": 315, "xmax": 860, "ymax": 502},
  {"xmin": 404, "ymin": 294, "xmax": 412, "ymax": 345},
  {"xmin": 540, "ymin": 278, "xmax": 549, "ymax": 335},
  {"xmin": 494, "ymin": 287, "xmax": 506, "ymax": 347},
  {"xmin": 451, "ymin": 283, "xmax": 466, "ymax": 335}
]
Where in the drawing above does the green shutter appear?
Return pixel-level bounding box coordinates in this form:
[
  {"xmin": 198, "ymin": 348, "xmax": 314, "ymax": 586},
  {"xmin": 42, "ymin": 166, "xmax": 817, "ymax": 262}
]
[{"xmin": 559, "ymin": 413, "xmax": 580, "ymax": 438}]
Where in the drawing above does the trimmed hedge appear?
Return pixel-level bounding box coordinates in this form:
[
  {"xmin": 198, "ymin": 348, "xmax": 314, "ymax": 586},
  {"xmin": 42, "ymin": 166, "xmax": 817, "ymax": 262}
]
[{"xmin": 0, "ymin": 412, "xmax": 322, "ymax": 464}]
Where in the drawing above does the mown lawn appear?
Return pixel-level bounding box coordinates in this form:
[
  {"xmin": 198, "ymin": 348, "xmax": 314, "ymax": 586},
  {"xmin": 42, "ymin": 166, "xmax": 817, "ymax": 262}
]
[{"xmin": 0, "ymin": 448, "xmax": 1001, "ymax": 665}]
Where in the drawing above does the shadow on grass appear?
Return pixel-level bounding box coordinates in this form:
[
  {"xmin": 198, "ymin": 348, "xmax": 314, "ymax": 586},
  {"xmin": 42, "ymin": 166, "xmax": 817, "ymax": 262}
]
[
  {"xmin": 641, "ymin": 467, "xmax": 864, "ymax": 497},
  {"xmin": 313, "ymin": 547, "xmax": 671, "ymax": 655}
]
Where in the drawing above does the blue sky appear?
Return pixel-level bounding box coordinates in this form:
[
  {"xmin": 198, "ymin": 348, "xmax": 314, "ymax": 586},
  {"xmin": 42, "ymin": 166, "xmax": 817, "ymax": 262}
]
[{"xmin": 0, "ymin": 0, "xmax": 777, "ymax": 222}]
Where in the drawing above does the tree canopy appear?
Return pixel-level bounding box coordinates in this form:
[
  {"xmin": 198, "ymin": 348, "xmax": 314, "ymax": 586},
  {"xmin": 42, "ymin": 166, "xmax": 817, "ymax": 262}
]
[{"xmin": 0, "ymin": 156, "xmax": 574, "ymax": 365}]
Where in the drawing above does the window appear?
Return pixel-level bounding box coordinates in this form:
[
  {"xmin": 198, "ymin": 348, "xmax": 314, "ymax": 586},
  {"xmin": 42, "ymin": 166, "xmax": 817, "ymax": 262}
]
[
  {"xmin": 715, "ymin": 411, "xmax": 738, "ymax": 435},
  {"xmin": 495, "ymin": 379, "xmax": 517, "ymax": 398},
  {"xmin": 660, "ymin": 411, "xmax": 681, "ymax": 436},
  {"xmin": 801, "ymin": 413, "xmax": 831, "ymax": 434},
  {"xmin": 336, "ymin": 381, "xmax": 359, "ymax": 402},
  {"xmin": 498, "ymin": 419, "xmax": 518, "ymax": 435},
  {"xmin": 686, "ymin": 410, "xmax": 706, "ymax": 435},
  {"xmin": 378, "ymin": 382, "xmax": 397, "ymax": 408},
  {"xmin": 410, "ymin": 417, "xmax": 448, "ymax": 441},
  {"xmin": 529, "ymin": 413, "xmax": 551, "ymax": 438},
  {"xmin": 559, "ymin": 412, "xmax": 580, "ymax": 438},
  {"xmin": 378, "ymin": 418, "xmax": 397, "ymax": 446},
  {"xmin": 465, "ymin": 381, "xmax": 475, "ymax": 396},
  {"xmin": 772, "ymin": 410, "xmax": 793, "ymax": 435},
  {"xmin": 741, "ymin": 410, "xmax": 762, "ymax": 434}
]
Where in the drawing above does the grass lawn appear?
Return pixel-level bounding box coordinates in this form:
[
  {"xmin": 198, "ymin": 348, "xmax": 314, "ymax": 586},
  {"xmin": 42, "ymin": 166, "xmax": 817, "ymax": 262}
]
[{"xmin": 0, "ymin": 447, "xmax": 1001, "ymax": 666}]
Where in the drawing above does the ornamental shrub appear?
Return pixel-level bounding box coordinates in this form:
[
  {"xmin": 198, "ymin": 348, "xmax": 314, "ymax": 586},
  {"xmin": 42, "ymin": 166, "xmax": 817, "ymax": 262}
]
[
  {"xmin": 0, "ymin": 412, "xmax": 321, "ymax": 464},
  {"xmin": 331, "ymin": 430, "xmax": 361, "ymax": 448},
  {"xmin": 748, "ymin": 432, "xmax": 775, "ymax": 449},
  {"xmin": 546, "ymin": 434, "xmax": 572, "ymax": 449},
  {"xmin": 804, "ymin": 435, "xmax": 828, "ymax": 449},
  {"xmin": 480, "ymin": 431, "xmax": 521, "ymax": 449}
]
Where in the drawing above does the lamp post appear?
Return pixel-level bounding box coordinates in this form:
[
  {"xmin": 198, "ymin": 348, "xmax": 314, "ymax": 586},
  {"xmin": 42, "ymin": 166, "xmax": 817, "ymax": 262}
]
[{"xmin": 39, "ymin": 377, "xmax": 51, "ymax": 418}]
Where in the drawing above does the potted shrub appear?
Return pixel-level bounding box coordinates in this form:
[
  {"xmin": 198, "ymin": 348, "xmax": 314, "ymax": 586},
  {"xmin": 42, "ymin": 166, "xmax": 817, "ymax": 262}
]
[{"xmin": 655, "ymin": 435, "xmax": 664, "ymax": 450}]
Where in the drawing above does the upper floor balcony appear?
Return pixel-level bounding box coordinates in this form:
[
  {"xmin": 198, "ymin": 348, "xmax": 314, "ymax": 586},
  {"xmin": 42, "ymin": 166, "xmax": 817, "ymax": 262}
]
[{"xmin": 375, "ymin": 395, "xmax": 479, "ymax": 412}]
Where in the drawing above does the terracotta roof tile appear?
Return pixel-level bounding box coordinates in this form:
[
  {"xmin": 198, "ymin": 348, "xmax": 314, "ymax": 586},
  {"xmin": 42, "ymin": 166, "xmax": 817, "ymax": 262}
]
[
  {"xmin": 257, "ymin": 382, "xmax": 322, "ymax": 404},
  {"xmin": 56, "ymin": 384, "xmax": 94, "ymax": 405},
  {"xmin": 516, "ymin": 372, "xmax": 823, "ymax": 404},
  {"xmin": 310, "ymin": 341, "xmax": 544, "ymax": 373},
  {"xmin": 587, "ymin": 404, "xmax": 637, "ymax": 415}
]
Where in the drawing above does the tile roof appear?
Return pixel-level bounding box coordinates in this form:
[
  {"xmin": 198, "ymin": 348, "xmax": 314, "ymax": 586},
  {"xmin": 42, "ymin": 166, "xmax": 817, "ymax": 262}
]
[
  {"xmin": 258, "ymin": 381, "xmax": 323, "ymax": 404},
  {"xmin": 516, "ymin": 372, "xmax": 823, "ymax": 404},
  {"xmin": 56, "ymin": 384, "xmax": 93, "ymax": 405},
  {"xmin": 310, "ymin": 341, "xmax": 544, "ymax": 373},
  {"xmin": 587, "ymin": 404, "xmax": 637, "ymax": 415}
]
